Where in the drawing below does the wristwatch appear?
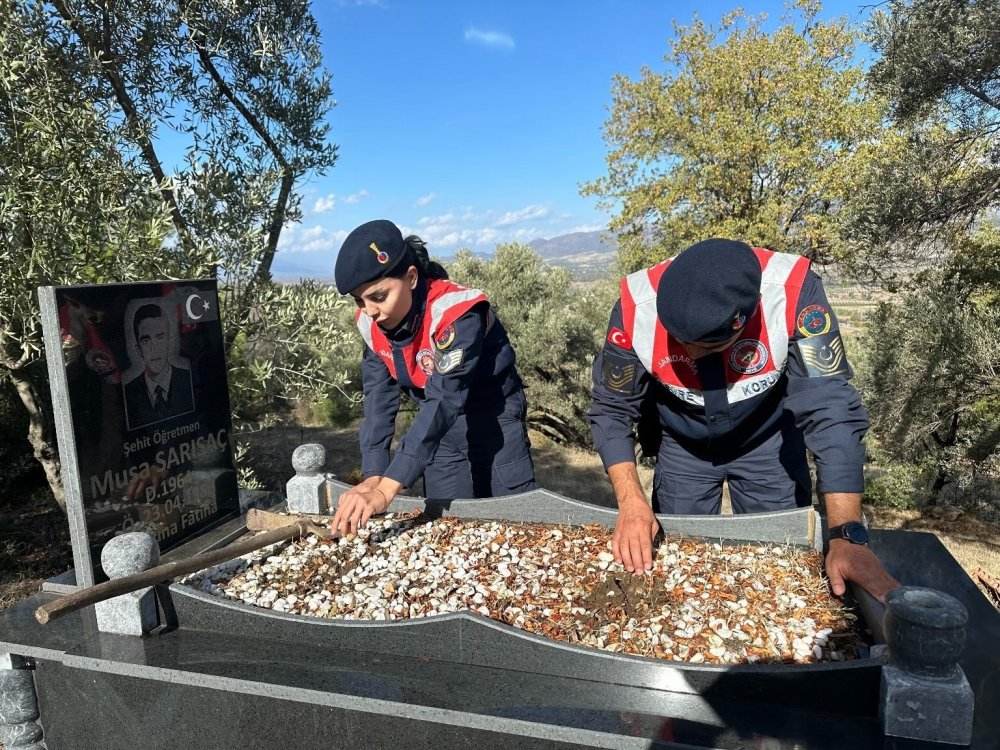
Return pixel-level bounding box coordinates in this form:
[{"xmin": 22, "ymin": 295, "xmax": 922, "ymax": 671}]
[{"xmin": 828, "ymin": 521, "xmax": 869, "ymax": 545}]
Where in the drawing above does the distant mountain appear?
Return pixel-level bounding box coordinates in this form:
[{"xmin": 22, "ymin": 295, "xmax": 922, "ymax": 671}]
[
  {"xmin": 272, "ymin": 229, "xmax": 620, "ymax": 283},
  {"xmin": 528, "ymin": 230, "xmax": 617, "ymax": 277}
]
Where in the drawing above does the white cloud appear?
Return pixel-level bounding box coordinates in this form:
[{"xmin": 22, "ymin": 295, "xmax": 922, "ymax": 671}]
[
  {"xmin": 407, "ymin": 203, "xmax": 566, "ymax": 251},
  {"xmin": 464, "ymin": 27, "xmax": 515, "ymax": 50},
  {"xmin": 415, "ymin": 192, "xmax": 437, "ymax": 207},
  {"xmin": 313, "ymin": 194, "xmax": 336, "ymax": 213},
  {"xmin": 343, "ymin": 189, "xmax": 369, "ymax": 205},
  {"xmin": 495, "ymin": 204, "xmax": 550, "ymax": 227},
  {"xmin": 277, "ymin": 224, "xmax": 348, "ymax": 254}
]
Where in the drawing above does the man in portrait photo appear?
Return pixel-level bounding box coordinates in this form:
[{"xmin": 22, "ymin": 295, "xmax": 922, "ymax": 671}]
[{"xmin": 123, "ymin": 302, "xmax": 195, "ymax": 431}]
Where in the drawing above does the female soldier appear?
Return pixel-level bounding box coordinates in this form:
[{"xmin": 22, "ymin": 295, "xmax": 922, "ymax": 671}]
[{"xmin": 330, "ymin": 219, "xmax": 535, "ymax": 536}]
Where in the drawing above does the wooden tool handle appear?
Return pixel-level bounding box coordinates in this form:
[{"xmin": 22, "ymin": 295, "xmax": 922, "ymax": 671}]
[
  {"xmin": 246, "ymin": 508, "xmax": 305, "ymax": 532},
  {"xmin": 246, "ymin": 508, "xmax": 333, "ymax": 539},
  {"xmin": 35, "ymin": 520, "xmax": 308, "ymax": 625}
]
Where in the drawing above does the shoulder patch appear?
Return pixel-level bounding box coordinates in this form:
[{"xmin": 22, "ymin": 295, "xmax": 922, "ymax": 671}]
[
  {"xmin": 607, "ymin": 327, "xmax": 632, "ymax": 349},
  {"xmin": 433, "ymin": 347, "xmax": 464, "ymax": 374},
  {"xmin": 795, "ymin": 331, "xmax": 850, "ymax": 377},
  {"xmin": 601, "ymin": 350, "xmax": 637, "ymax": 395},
  {"xmin": 434, "ymin": 324, "xmax": 456, "ymax": 350},
  {"xmin": 796, "ymin": 304, "xmax": 832, "ymax": 337}
]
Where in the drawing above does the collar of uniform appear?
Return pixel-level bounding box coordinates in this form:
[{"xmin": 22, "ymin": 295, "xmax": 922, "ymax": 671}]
[{"xmin": 380, "ymin": 274, "xmax": 428, "ymax": 342}]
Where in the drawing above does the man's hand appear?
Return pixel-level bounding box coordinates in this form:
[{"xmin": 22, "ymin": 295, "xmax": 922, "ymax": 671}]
[
  {"xmin": 613, "ymin": 499, "xmax": 660, "ymax": 573},
  {"xmin": 825, "ymin": 539, "xmax": 900, "ymax": 604},
  {"xmin": 330, "ymin": 485, "xmax": 391, "ymax": 537},
  {"xmin": 606, "ymin": 461, "xmax": 660, "ymax": 573}
]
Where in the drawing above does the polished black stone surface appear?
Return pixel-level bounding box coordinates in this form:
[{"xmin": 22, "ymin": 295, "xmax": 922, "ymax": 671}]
[{"xmin": 2, "ymin": 528, "xmax": 998, "ymax": 749}]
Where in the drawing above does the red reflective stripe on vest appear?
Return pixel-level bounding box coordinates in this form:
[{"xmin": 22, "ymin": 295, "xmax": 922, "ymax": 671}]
[
  {"xmin": 619, "ymin": 249, "xmax": 810, "ymax": 406},
  {"xmin": 357, "ymin": 279, "xmax": 488, "ymax": 388}
]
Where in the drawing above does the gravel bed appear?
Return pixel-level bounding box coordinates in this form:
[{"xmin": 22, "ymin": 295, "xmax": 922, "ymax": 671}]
[{"xmin": 182, "ymin": 512, "xmax": 861, "ymax": 665}]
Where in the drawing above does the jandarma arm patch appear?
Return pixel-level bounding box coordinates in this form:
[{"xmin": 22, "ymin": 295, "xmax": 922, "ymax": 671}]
[
  {"xmin": 794, "ymin": 330, "xmax": 850, "ymax": 377},
  {"xmin": 433, "ymin": 346, "xmax": 464, "ymax": 374},
  {"xmin": 601, "ymin": 350, "xmax": 637, "ymax": 394}
]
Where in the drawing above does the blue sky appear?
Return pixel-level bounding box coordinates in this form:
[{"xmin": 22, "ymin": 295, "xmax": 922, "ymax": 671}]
[{"xmin": 274, "ymin": 0, "xmax": 876, "ymax": 280}]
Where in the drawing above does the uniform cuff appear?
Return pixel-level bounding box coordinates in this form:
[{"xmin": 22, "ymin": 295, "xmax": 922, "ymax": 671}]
[
  {"xmin": 597, "ymin": 438, "xmax": 637, "ymax": 472},
  {"xmin": 815, "ymin": 463, "xmax": 865, "ymax": 495},
  {"xmin": 384, "ymin": 453, "xmax": 422, "ymax": 490},
  {"xmin": 361, "ymin": 453, "xmax": 390, "ymax": 479}
]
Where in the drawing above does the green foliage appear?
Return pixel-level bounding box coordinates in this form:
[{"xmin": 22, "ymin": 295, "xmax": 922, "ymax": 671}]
[
  {"xmin": 844, "ymin": 0, "xmax": 1000, "ymax": 288},
  {"xmin": 448, "ymin": 245, "xmax": 614, "ymax": 444},
  {"xmin": 227, "ymin": 281, "xmax": 360, "ymax": 427},
  {"xmin": 584, "ymin": 2, "xmax": 883, "ymax": 272},
  {"xmin": 863, "ymin": 443, "xmax": 926, "ymax": 510},
  {"xmin": 0, "ymin": 0, "xmax": 183, "ymax": 375},
  {"xmin": 869, "ymin": 0, "xmax": 1000, "ymax": 123},
  {"xmin": 309, "ymin": 292, "xmax": 367, "ymax": 427},
  {"xmin": 845, "ymin": 0, "xmax": 1000, "ymax": 512},
  {"xmin": 855, "ymin": 229, "xmax": 1000, "ymax": 501},
  {"xmin": 0, "ymin": 0, "xmax": 338, "ymax": 501}
]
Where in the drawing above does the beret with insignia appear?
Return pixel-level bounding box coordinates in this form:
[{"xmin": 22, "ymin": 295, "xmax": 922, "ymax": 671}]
[
  {"xmin": 656, "ymin": 238, "xmax": 762, "ymax": 343},
  {"xmin": 335, "ymin": 219, "xmax": 411, "ymax": 294}
]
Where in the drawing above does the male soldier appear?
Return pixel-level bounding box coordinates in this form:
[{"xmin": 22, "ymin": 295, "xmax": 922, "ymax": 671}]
[{"xmin": 588, "ymin": 238, "xmax": 898, "ymax": 602}]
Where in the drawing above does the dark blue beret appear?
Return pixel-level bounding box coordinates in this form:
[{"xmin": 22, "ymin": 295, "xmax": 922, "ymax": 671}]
[
  {"xmin": 656, "ymin": 239, "xmax": 762, "ymax": 343},
  {"xmin": 334, "ymin": 219, "xmax": 411, "ymax": 294}
]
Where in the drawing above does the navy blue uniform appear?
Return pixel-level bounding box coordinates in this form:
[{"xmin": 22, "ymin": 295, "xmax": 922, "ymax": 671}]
[
  {"xmin": 359, "ymin": 281, "xmax": 535, "ymax": 500},
  {"xmin": 588, "ymin": 270, "xmax": 868, "ymax": 513}
]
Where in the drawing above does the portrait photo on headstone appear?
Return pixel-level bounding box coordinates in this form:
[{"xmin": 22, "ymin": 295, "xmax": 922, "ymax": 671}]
[
  {"xmin": 39, "ymin": 280, "xmax": 240, "ymax": 585},
  {"xmin": 122, "ymin": 299, "xmax": 196, "ymax": 431}
]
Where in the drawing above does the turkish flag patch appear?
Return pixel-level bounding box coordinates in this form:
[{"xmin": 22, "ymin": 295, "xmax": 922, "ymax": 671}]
[{"xmin": 607, "ymin": 327, "xmax": 632, "ymax": 349}]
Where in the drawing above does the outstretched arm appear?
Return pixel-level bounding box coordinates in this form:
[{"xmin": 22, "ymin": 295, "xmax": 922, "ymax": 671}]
[{"xmin": 587, "ymin": 299, "xmax": 660, "ymax": 573}]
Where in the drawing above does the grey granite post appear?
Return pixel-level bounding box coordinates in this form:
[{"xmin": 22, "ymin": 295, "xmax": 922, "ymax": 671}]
[
  {"xmin": 286, "ymin": 443, "xmax": 328, "ymax": 514},
  {"xmin": 95, "ymin": 532, "xmax": 161, "ymax": 636},
  {"xmin": 0, "ymin": 653, "xmax": 45, "ymax": 749},
  {"xmin": 879, "ymin": 586, "xmax": 974, "ymax": 745}
]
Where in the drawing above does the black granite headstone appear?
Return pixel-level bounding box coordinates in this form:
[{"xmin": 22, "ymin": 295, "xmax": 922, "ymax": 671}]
[{"xmin": 38, "ymin": 280, "xmax": 240, "ymax": 586}]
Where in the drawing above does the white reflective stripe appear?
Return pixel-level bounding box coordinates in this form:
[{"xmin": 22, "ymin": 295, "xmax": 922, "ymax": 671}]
[
  {"xmin": 666, "ymin": 383, "xmax": 705, "ymax": 407},
  {"xmin": 429, "ymin": 288, "xmax": 486, "ymax": 336},
  {"xmin": 758, "ymin": 253, "xmax": 798, "ymax": 367},
  {"xmin": 625, "ymin": 269, "xmax": 658, "ymax": 372},
  {"xmin": 726, "ymin": 366, "xmax": 785, "ymax": 404},
  {"xmin": 357, "ymin": 314, "xmax": 374, "ymax": 350}
]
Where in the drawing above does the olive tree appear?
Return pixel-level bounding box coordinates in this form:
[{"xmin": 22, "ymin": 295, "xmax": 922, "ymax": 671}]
[
  {"xmin": 845, "ymin": 1, "xmax": 1000, "ymax": 509},
  {"xmin": 0, "ymin": 0, "xmax": 338, "ymax": 507},
  {"xmin": 448, "ymin": 244, "xmax": 615, "ymax": 444}
]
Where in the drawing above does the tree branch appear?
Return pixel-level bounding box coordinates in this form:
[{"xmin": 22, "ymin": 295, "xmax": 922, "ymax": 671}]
[
  {"xmin": 51, "ymin": 0, "xmax": 197, "ymax": 254},
  {"xmin": 186, "ymin": 22, "xmax": 295, "ymax": 336},
  {"xmin": 959, "ymin": 82, "xmax": 1000, "ymax": 114}
]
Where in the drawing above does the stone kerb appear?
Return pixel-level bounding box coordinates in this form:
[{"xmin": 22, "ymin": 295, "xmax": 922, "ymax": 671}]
[{"xmin": 322, "ymin": 472, "xmax": 820, "ymax": 549}]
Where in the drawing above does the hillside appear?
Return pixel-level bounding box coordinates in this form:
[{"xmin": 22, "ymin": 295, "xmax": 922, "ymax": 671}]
[{"xmin": 528, "ymin": 230, "xmax": 617, "ymax": 278}]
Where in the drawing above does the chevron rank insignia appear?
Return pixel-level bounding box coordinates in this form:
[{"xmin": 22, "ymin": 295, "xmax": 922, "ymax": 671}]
[
  {"xmin": 795, "ymin": 330, "xmax": 850, "ymax": 377},
  {"xmin": 601, "ymin": 351, "xmax": 636, "ymax": 394},
  {"xmin": 433, "ymin": 347, "xmax": 464, "ymax": 374}
]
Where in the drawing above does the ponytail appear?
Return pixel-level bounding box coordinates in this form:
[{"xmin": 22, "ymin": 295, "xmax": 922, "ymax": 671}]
[{"xmin": 404, "ymin": 235, "xmax": 449, "ymax": 280}]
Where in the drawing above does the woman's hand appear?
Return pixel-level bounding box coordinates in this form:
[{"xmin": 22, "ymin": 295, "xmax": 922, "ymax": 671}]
[{"xmin": 330, "ymin": 477, "xmax": 402, "ymax": 537}]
